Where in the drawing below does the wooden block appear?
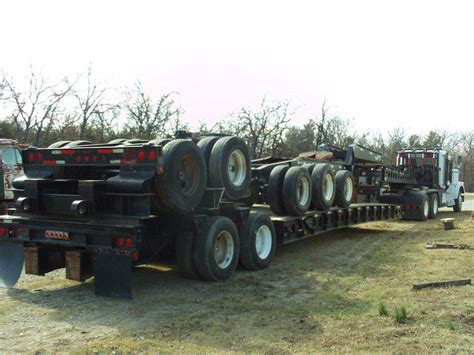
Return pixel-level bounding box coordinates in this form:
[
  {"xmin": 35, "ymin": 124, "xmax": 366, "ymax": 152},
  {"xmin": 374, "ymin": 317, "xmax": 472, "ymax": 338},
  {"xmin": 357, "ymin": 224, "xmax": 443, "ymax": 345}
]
[
  {"xmin": 65, "ymin": 250, "xmax": 93, "ymax": 282},
  {"xmin": 413, "ymin": 279, "xmax": 471, "ymax": 290},
  {"xmin": 440, "ymin": 218, "xmax": 455, "ymax": 230}
]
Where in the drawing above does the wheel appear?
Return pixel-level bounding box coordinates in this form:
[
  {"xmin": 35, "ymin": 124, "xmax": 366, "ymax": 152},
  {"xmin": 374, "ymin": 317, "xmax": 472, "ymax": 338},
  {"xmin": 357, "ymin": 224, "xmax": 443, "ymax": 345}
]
[
  {"xmin": 311, "ymin": 163, "xmax": 336, "ymax": 210},
  {"xmin": 239, "ymin": 212, "xmax": 276, "ymax": 270},
  {"xmin": 176, "ymin": 231, "xmax": 201, "ymax": 280},
  {"xmin": 267, "ymin": 165, "xmax": 289, "ymax": 215},
  {"xmin": 108, "ymin": 138, "xmax": 127, "ymax": 145},
  {"xmin": 149, "ymin": 138, "xmax": 171, "ymax": 147},
  {"xmin": 64, "ymin": 140, "xmax": 93, "ymax": 147},
  {"xmin": 282, "ymin": 166, "xmax": 312, "ymax": 216},
  {"xmin": 48, "ymin": 140, "xmax": 72, "ymax": 148},
  {"xmin": 154, "ymin": 139, "xmax": 207, "ymax": 212},
  {"xmin": 197, "ymin": 136, "xmax": 220, "ymax": 167},
  {"xmin": 334, "ymin": 170, "xmax": 354, "ymax": 208},
  {"xmin": 208, "ymin": 136, "xmax": 251, "ymax": 200},
  {"xmin": 428, "ymin": 194, "xmax": 439, "ymax": 219},
  {"xmin": 194, "ymin": 216, "xmax": 240, "ymax": 281},
  {"xmin": 403, "ymin": 191, "xmax": 429, "ymax": 221},
  {"xmin": 303, "ymin": 163, "xmax": 315, "ymax": 174},
  {"xmin": 453, "ymin": 191, "xmax": 463, "ymax": 212}
]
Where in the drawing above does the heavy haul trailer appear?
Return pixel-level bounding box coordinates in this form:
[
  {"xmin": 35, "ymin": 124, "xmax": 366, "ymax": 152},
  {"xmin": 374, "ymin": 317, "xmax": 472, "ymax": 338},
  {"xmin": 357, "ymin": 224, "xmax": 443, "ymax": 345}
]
[
  {"xmin": 0, "ymin": 136, "xmax": 403, "ymax": 299},
  {"xmin": 244, "ymin": 144, "xmax": 464, "ymax": 222}
]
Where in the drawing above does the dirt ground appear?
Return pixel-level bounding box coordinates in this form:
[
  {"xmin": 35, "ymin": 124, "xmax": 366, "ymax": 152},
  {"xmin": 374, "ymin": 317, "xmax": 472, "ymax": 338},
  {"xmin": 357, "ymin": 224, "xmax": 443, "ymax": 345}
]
[{"xmin": 0, "ymin": 195, "xmax": 473, "ymax": 352}]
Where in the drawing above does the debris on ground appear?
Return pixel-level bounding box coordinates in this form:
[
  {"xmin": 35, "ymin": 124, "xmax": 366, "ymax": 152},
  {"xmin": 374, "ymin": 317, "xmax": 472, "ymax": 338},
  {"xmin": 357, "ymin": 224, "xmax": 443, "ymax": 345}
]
[
  {"xmin": 440, "ymin": 218, "xmax": 455, "ymax": 230},
  {"xmin": 426, "ymin": 242, "xmax": 471, "ymax": 250},
  {"xmin": 413, "ymin": 279, "xmax": 471, "ymax": 290}
]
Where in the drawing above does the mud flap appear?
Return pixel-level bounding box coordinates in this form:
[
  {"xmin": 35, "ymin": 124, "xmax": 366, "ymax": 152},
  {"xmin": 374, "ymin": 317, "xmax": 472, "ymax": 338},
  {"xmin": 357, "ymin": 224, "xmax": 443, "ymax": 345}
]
[
  {"xmin": 0, "ymin": 242, "xmax": 24, "ymax": 288},
  {"xmin": 94, "ymin": 252, "xmax": 132, "ymax": 300}
]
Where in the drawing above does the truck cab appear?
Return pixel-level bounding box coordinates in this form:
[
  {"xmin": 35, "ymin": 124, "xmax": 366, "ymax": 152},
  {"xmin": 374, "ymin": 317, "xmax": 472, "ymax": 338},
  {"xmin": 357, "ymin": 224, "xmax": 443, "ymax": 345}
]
[
  {"xmin": 0, "ymin": 139, "xmax": 24, "ymax": 204},
  {"xmin": 396, "ymin": 148, "xmax": 464, "ymax": 210}
]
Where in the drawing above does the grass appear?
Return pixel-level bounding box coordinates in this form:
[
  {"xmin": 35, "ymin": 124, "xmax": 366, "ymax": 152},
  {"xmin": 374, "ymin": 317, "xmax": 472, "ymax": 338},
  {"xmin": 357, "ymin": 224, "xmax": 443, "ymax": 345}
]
[
  {"xmin": 394, "ymin": 306, "xmax": 408, "ymax": 324},
  {"xmin": 0, "ymin": 201, "xmax": 473, "ymax": 352},
  {"xmin": 378, "ymin": 301, "xmax": 389, "ymax": 317}
]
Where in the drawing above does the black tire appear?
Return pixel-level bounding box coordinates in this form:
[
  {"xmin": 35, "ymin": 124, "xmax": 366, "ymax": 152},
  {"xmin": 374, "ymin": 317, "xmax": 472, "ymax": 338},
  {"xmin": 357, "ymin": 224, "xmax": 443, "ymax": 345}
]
[
  {"xmin": 282, "ymin": 166, "xmax": 312, "ymax": 216},
  {"xmin": 239, "ymin": 212, "xmax": 276, "ymax": 270},
  {"xmin": 428, "ymin": 194, "xmax": 439, "ymax": 219},
  {"xmin": 48, "ymin": 141, "xmax": 72, "ymax": 148},
  {"xmin": 64, "ymin": 140, "xmax": 93, "ymax": 147},
  {"xmin": 208, "ymin": 136, "xmax": 251, "ymax": 200},
  {"xmin": 176, "ymin": 231, "xmax": 201, "ymax": 280},
  {"xmin": 303, "ymin": 163, "xmax": 315, "ymax": 174},
  {"xmin": 197, "ymin": 136, "xmax": 220, "ymax": 181},
  {"xmin": 154, "ymin": 139, "xmax": 206, "ymax": 212},
  {"xmin": 403, "ymin": 191, "xmax": 429, "ymax": 221},
  {"xmin": 267, "ymin": 165, "xmax": 289, "ymax": 215},
  {"xmin": 194, "ymin": 216, "xmax": 240, "ymax": 281},
  {"xmin": 334, "ymin": 170, "xmax": 354, "ymax": 208},
  {"xmin": 311, "ymin": 163, "xmax": 336, "ymax": 210},
  {"xmin": 108, "ymin": 138, "xmax": 127, "ymax": 145},
  {"xmin": 453, "ymin": 192, "xmax": 463, "ymax": 212}
]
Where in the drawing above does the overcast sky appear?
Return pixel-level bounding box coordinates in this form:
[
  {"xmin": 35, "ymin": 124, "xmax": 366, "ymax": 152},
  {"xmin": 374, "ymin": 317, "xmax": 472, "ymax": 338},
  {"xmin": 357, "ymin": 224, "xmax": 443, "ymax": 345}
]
[{"xmin": 1, "ymin": 0, "xmax": 473, "ymax": 134}]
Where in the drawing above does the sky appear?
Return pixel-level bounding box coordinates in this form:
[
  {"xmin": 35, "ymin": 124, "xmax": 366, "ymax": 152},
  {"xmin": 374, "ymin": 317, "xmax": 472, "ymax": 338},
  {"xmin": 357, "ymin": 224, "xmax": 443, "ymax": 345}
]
[{"xmin": 1, "ymin": 0, "xmax": 473, "ymax": 135}]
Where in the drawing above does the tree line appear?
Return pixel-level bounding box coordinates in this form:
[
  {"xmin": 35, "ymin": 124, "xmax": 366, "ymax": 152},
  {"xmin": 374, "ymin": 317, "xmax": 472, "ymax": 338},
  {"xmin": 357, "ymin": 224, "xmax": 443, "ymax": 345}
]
[{"xmin": 1, "ymin": 67, "xmax": 472, "ymax": 191}]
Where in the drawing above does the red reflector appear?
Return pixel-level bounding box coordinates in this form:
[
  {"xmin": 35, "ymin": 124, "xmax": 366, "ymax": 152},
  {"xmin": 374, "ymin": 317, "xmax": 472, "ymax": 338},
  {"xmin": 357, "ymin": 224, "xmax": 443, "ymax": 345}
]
[
  {"xmin": 125, "ymin": 238, "xmax": 133, "ymax": 248},
  {"xmin": 28, "ymin": 153, "xmax": 34, "ymax": 162},
  {"xmin": 138, "ymin": 151, "xmax": 145, "ymax": 161},
  {"xmin": 115, "ymin": 237, "xmax": 125, "ymax": 247},
  {"xmin": 37, "ymin": 152, "xmax": 43, "ymax": 161},
  {"xmin": 0, "ymin": 226, "xmax": 8, "ymax": 236},
  {"xmin": 98, "ymin": 148, "xmax": 113, "ymax": 154},
  {"xmin": 43, "ymin": 160, "xmax": 56, "ymax": 165},
  {"xmin": 84, "ymin": 156, "xmax": 90, "ymax": 162},
  {"xmin": 92, "ymin": 155, "xmax": 98, "ymax": 162},
  {"xmin": 149, "ymin": 150, "xmax": 157, "ymax": 160},
  {"xmin": 60, "ymin": 149, "xmax": 75, "ymax": 155},
  {"xmin": 76, "ymin": 155, "xmax": 82, "ymax": 162}
]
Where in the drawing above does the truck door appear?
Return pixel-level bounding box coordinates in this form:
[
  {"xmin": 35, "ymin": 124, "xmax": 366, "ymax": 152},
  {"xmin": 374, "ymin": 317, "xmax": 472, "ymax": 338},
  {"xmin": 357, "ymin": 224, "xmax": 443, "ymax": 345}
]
[{"xmin": 0, "ymin": 147, "xmax": 23, "ymax": 200}]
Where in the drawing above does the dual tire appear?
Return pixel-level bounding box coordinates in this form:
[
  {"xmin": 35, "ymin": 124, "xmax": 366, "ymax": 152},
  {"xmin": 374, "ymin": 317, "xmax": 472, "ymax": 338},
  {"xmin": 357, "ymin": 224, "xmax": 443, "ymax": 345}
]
[
  {"xmin": 267, "ymin": 163, "xmax": 353, "ymax": 215},
  {"xmin": 198, "ymin": 136, "xmax": 251, "ymax": 201},
  {"xmin": 176, "ymin": 213, "xmax": 276, "ymax": 281}
]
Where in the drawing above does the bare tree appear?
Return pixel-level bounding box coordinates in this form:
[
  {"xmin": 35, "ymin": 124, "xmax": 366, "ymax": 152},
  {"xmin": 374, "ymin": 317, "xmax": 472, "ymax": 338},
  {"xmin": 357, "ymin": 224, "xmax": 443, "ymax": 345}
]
[
  {"xmin": 124, "ymin": 82, "xmax": 183, "ymax": 139},
  {"xmin": 235, "ymin": 97, "xmax": 292, "ymax": 158},
  {"xmin": 73, "ymin": 66, "xmax": 116, "ymax": 140},
  {"xmin": 1, "ymin": 68, "xmax": 74, "ymax": 145}
]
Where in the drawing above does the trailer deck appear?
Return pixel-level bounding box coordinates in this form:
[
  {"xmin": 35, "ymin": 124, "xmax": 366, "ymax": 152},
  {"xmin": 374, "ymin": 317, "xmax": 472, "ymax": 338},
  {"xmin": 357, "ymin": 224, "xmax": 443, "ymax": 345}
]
[{"xmin": 252, "ymin": 203, "xmax": 401, "ymax": 244}]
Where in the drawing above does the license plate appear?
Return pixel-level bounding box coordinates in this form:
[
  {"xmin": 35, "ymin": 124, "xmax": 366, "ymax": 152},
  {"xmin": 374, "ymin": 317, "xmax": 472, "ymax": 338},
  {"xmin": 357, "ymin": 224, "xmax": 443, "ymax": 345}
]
[{"xmin": 45, "ymin": 230, "xmax": 69, "ymax": 240}]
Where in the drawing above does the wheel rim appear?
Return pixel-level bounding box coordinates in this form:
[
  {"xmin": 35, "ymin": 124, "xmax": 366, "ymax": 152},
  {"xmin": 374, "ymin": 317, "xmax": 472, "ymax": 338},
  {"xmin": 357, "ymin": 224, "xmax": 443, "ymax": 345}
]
[
  {"xmin": 255, "ymin": 225, "xmax": 272, "ymax": 259},
  {"xmin": 178, "ymin": 155, "xmax": 199, "ymax": 196},
  {"xmin": 322, "ymin": 173, "xmax": 334, "ymax": 202},
  {"xmin": 296, "ymin": 175, "xmax": 311, "ymax": 207},
  {"xmin": 432, "ymin": 196, "xmax": 438, "ymax": 214},
  {"xmin": 227, "ymin": 149, "xmax": 247, "ymax": 187},
  {"xmin": 214, "ymin": 231, "xmax": 234, "ymax": 269},
  {"xmin": 423, "ymin": 199, "xmax": 429, "ymax": 218},
  {"xmin": 343, "ymin": 177, "xmax": 353, "ymax": 202}
]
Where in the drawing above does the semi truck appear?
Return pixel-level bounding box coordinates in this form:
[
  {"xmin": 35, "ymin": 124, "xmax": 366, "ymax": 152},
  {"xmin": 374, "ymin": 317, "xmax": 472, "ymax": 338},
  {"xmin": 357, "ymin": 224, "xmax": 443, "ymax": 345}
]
[{"xmin": 0, "ymin": 134, "xmax": 464, "ymax": 299}]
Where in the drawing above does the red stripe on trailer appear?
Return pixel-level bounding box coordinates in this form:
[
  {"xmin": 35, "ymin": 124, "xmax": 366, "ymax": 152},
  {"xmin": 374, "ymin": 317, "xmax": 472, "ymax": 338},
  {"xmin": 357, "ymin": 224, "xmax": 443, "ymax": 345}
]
[
  {"xmin": 98, "ymin": 148, "xmax": 113, "ymax": 154},
  {"xmin": 60, "ymin": 149, "xmax": 75, "ymax": 155},
  {"xmin": 43, "ymin": 160, "xmax": 57, "ymax": 165}
]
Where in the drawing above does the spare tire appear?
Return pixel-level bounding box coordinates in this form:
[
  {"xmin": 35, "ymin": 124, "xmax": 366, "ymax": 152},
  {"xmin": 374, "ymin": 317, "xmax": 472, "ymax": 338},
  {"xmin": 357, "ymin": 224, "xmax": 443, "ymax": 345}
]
[
  {"xmin": 154, "ymin": 139, "xmax": 206, "ymax": 212},
  {"xmin": 311, "ymin": 163, "xmax": 336, "ymax": 210},
  {"xmin": 282, "ymin": 166, "xmax": 312, "ymax": 216},
  {"xmin": 197, "ymin": 136, "xmax": 220, "ymax": 178},
  {"xmin": 64, "ymin": 140, "xmax": 93, "ymax": 147},
  {"xmin": 267, "ymin": 165, "xmax": 289, "ymax": 215},
  {"xmin": 48, "ymin": 141, "xmax": 72, "ymax": 148},
  {"xmin": 208, "ymin": 136, "xmax": 251, "ymax": 200},
  {"xmin": 334, "ymin": 170, "xmax": 354, "ymax": 207}
]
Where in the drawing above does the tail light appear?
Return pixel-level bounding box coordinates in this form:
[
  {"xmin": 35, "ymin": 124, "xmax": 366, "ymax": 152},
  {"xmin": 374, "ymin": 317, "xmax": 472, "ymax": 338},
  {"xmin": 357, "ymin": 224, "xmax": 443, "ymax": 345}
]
[{"xmin": 0, "ymin": 226, "xmax": 8, "ymax": 237}]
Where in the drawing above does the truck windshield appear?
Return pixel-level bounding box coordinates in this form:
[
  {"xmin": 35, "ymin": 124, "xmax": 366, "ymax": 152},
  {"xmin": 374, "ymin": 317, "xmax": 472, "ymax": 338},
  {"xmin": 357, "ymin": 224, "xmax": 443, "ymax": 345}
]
[
  {"xmin": 2, "ymin": 148, "xmax": 22, "ymax": 165},
  {"xmin": 397, "ymin": 152, "xmax": 437, "ymax": 167}
]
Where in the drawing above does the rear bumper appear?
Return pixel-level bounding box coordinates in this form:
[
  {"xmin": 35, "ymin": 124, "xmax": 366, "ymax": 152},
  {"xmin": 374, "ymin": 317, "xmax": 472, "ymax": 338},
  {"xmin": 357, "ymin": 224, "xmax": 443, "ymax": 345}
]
[{"xmin": 0, "ymin": 215, "xmax": 143, "ymax": 254}]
